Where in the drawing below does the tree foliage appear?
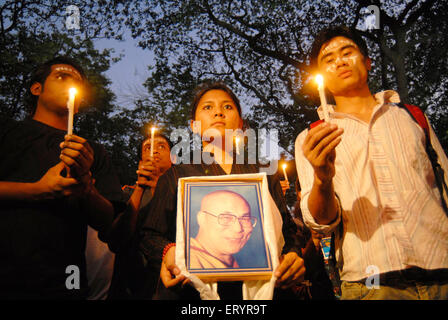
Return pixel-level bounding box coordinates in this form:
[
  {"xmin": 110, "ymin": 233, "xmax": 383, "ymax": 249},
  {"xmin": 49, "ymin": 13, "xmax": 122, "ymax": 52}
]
[
  {"xmin": 123, "ymin": 0, "xmax": 448, "ymax": 154},
  {"xmin": 1, "ymin": 0, "xmax": 448, "ymax": 190},
  {"xmin": 0, "ymin": 0, "xmax": 140, "ymax": 185}
]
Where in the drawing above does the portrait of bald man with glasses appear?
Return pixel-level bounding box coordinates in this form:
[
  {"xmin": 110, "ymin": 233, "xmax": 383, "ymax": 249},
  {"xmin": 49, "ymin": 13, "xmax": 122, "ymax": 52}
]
[{"xmin": 189, "ymin": 190, "xmax": 259, "ymax": 269}]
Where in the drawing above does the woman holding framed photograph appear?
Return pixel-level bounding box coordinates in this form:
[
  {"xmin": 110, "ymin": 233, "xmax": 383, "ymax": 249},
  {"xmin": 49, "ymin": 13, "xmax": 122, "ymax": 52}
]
[{"xmin": 138, "ymin": 81, "xmax": 305, "ymax": 300}]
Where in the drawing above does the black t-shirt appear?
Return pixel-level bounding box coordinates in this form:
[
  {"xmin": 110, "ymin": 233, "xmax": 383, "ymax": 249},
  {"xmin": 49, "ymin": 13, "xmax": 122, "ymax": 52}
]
[{"xmin": 0, "ymin": 117, "xmax": 125, "ymax": 299}]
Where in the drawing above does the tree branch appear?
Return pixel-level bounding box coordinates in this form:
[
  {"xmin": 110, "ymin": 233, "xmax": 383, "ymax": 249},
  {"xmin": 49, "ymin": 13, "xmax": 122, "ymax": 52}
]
[
  {"xmin": 404, "ymin": 0, "xmax": 434, "ymax": 27},
  {"xmin": 398, "ymin": 0, "xmax": 420, "ymax": 22},
  {"xmin": 202, "ymin": 0, "xmax": 304, "ymax": 69}
]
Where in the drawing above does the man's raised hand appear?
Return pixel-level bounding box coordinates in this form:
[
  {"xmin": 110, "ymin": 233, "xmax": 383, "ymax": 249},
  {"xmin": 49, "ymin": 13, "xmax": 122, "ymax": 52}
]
[
  {"xmin": 302, "ymin": 122, "xmax": 343, "ymax": 184},
  {"xmin": 59, "ymin": 134, "xmax": 94, "ymax": 179},
  {"xmin": 36, "ymin": 161, "xmax": 80, "ymax": 199}
]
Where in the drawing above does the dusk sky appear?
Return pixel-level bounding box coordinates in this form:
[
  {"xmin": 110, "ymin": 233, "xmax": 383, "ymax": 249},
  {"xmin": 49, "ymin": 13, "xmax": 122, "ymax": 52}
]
[{"xmin": 95, "ymin": 33, "xmax": 154, "ymax": 109}]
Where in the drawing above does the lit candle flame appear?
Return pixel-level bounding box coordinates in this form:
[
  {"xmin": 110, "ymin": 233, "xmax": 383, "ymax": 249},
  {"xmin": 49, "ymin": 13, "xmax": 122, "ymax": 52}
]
[
  {"xmin": 235, "ymin": 137, "xmax": 240, "ymax": 155},
  {"xmin": 67, "ymin": 87, "xmax": 77, "ymax": 135},
  {"xmin": 282, "ymin": 163, "xmax": 288, "ymax": 182},
  {"xmin": 150, "ymin": 126, "xmax": 157, "ymax": 158},
  {"xmin": 69, "ymin": 87, "xmax": 77, "ymax": 98},
  {"xmin": 315, "ymin": 74, "xmax": 324, "ymax": 89},
  {"xmin": 314, "ymin": 74, "xmax": 329, "ymax": 122}
]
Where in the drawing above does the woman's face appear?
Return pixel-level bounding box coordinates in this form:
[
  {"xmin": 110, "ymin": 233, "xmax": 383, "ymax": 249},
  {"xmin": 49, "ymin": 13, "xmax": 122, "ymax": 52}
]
[{"xmin": 191, "ymin": 89, "xmax": 243, "ymax": 141}]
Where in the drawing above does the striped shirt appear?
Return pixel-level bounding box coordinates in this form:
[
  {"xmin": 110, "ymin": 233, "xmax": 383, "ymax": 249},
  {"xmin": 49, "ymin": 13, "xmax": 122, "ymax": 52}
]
[{"xmin": 295, "ymin": 90, "xmax": 448, "ymax": 282}]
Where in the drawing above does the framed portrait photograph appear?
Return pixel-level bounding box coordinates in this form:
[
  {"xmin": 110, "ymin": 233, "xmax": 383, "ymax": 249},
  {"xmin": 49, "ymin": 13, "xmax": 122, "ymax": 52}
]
[{"xmin": 176, "ymin": 174, "xmax": 276, "ymax": 282}]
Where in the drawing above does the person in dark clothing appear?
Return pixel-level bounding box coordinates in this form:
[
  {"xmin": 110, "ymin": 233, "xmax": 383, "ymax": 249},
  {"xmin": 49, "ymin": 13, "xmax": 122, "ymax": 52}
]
[
  {"xmin": 139, "ymin": 81, "xmax": 305, "ymax": 300},
  {"xmin": 0, "ymin": 57, "xmax": 125, "ymax": 299},
  {"xmin": 291, "ymin": 179, "xmax": 336, "ymax": 300},
  {"xmin": 108, "ymin": 133, "xmax": 173, "ymax": 299}
]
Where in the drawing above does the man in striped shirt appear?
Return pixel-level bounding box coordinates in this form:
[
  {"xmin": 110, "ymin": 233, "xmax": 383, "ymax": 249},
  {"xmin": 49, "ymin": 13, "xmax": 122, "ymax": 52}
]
[{"xmin": 295, "ymin": 26, "xmax": 448, "ymax": 300}]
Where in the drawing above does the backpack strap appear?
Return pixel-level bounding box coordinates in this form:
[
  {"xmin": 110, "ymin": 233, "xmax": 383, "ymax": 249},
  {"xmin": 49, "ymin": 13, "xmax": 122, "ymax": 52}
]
[
  {"xmin": 398, "ymin": 103, "xmax": 430, "ymax": 137},
  {"xmin": 397, "ymin": 102, "xmax": 448, "ymax": 215}
]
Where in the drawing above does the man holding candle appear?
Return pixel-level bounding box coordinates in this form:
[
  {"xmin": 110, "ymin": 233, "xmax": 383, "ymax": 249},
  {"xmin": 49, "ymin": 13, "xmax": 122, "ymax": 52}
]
[
  {"xmin": 280, "ymin": 163, "xmax": 290, "ymax": 195},
  {"xmin": 131, "ymin": 132, "xmax": 174, "ymax": 202},
  {"xmin": 0, "ymin": 56, "xmax": 125, "ymax": 299},
  {"xmin": 295, "ymin": 26, "xmax": 448, "ymax": 299},
  {"xmin": 108, "ymin": 132, "xmax": 173, "ymax": 299}
]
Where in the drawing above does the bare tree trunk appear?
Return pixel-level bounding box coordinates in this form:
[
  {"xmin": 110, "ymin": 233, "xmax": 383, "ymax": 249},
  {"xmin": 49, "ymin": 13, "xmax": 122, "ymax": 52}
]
[
  {"xmin": 381, "ymin": 26, "xmax": 410, "ymax": 103},
  {"xmin": 393, "ymin": 55, "xmax": 410, "ymax": 103}
]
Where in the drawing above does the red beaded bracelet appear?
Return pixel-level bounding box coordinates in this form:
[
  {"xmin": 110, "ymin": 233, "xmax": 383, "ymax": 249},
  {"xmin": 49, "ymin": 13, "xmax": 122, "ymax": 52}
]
[{"xmin": 162, "ymin": 243, "xmax": 176, "ymax": 260}]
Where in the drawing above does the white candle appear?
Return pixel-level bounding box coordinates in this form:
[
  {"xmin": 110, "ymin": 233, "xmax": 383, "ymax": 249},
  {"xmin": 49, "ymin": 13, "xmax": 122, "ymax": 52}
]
[
  {"xmin": 67, "ymin": 88, "xmax": 77, "ymax": 135},
  {"xmin": 150, "ymin": 127, "xmax": 156, "ymax": 158},
  {"xmin": 282, "ymin": 163, "xmax": 288, "ymax": 182},
  {"xmin": 315, "ymin": 74, "xmax": 330, "ymax": 122},
  {"xmin": 235, "ymin": 137, "xmax": 240, "ymax": 155}
]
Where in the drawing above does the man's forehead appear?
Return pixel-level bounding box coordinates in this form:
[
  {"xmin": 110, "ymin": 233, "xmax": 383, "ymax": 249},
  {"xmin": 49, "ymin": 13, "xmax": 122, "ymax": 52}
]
[
  {"xmin": 51, "ymin": 64, "xmax": 83, "ymax": 81},
  {"xmin": 143, "ymin": 136, "xmax": 169, "ymax": 146},
  {"xmin": 319, "ymin": 37, "xmax": 359, "ymax": 56}
]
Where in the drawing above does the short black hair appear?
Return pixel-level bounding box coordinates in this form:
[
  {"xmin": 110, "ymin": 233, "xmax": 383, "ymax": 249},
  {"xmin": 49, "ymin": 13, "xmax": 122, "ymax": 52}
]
[
  {"xmin": 309, "ymin": 25, "xmax": 369, "ymax": 70},
  {"xmin": 190, "ymin": 81, "xmax": 242, "ymax": 120},
  {"xmin": 26, "ymin": 56, "xmax": 86, "ymax": 115},
  {"xmin": 137, "ymin": 132, "xmax": 173, "ymax": 161}
]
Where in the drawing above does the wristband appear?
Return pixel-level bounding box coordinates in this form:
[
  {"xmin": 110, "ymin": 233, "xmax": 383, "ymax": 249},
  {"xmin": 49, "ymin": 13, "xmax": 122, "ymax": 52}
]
[{"xmin": 162, "ymin": 243, "xmax": 176, "ymax": 260}]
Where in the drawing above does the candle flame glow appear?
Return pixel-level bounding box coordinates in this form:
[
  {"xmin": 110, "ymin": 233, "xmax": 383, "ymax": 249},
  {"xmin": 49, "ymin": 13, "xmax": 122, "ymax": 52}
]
[
  {"xmin": 69, "ymin": 87, "xmax": 77, "ymax": 97},
  {"xmin": 315, "ymin": 74, "xmax": 324, "ymax": 89},
  {"xmin": 150, "ymin": 126, "xmax": 157, "ymax": 157},
  {"xmin": 282, "ymin": 163, "xmax": 288, "ymax": 182},
  {"xmin": 235, "ymin": 136, "xmax": 240, "ymax": 155}
]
